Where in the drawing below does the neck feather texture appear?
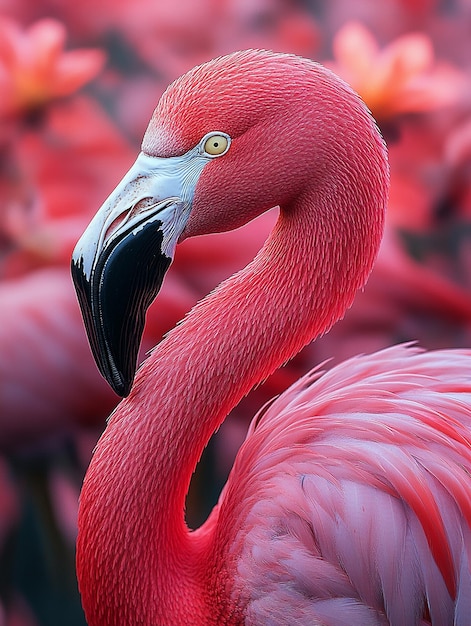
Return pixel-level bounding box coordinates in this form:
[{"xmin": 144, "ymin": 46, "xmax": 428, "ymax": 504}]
[{"xmin": 77, "ymin": 129, "xmax": 387, "ymax": 626}]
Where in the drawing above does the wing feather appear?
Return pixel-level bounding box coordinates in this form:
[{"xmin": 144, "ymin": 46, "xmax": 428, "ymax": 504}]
[{"xmin": 214, "ymin": 344, "xmax": 471, "ymax": 624}]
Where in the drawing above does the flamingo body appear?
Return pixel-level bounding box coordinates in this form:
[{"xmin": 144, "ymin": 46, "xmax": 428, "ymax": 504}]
[
  {"xmin": 225, "ymin": 345, "xmax": 471, "ymax": 625},
  {"xmin": 72, "ymin": 50, "xmax": 471, "ymax": 625}
]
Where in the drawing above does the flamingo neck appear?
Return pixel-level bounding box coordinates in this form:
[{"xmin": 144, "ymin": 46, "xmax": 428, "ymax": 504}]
[{"xmin": 77, "ymin": 151, "xmax": 386, "ymax": 625}]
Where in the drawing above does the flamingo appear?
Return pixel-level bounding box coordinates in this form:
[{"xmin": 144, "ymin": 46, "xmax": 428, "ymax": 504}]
[{"xmin": 71, "ymin": 49, "xmax": 471, "ymax": 625}]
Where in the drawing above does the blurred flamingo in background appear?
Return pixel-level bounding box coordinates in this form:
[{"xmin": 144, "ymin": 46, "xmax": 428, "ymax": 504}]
[{"xmin": 72, "ymin": 50, "xmax": 471, "ymax": 625}]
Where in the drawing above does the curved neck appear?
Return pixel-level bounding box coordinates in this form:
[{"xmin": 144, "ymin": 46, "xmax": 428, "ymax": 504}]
[{"xmin": 77, "ymin": 153, "xmax": 386, "ymax": 625}]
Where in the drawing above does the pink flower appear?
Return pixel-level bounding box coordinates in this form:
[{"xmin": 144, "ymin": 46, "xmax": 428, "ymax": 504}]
[
  {"xmin": 329, "ymin": 21, "xmax": 466, "ymax": 122},
  {"xmin": 0, "ymin": 16, "xmax": 106, "ymax": 118}
]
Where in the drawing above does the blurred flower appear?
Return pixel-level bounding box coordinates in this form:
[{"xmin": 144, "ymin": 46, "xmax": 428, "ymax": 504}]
[
  {"xmin": 0, "ymin": 17, "xmax": 105, "ymax": 119},
  {"xmin": 120, "ymin": 0, "xmax": 319, "ymax": 81},
  {"xmin": 329, "ymin": 21, "xmax": 467, "ymax": 123},
  {"xmin": 0, "ymin": 95, "xmax": 135, "ymax": 279}
]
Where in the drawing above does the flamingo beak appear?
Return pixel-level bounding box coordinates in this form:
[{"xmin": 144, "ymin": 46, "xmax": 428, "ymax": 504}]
[{"xmin": 71, "ymin": 150, "xmax": 208, "ymax": 397}]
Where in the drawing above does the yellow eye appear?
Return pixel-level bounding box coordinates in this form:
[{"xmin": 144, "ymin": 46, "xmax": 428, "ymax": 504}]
[{"xmin": 202, "ymin": 133, "xmax": 230, "ymax": 156}]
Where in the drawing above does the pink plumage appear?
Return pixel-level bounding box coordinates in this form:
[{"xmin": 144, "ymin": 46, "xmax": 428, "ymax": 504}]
[
  {"xmin": 72, "ymin": 49, "xmax": 471, "ymax": 625},
  {"xmin": 227, "ymin": 345, "xmax": 471, "ymax": 624}
]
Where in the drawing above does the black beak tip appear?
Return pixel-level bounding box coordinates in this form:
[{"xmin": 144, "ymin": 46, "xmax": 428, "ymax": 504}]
[
  {"xmin": 72, "ymin": 209, "xmax": 174, "ymax": 400},
  {"xmin": 109, "ymin": 372, "xmax": 133, "ymax": 398}
]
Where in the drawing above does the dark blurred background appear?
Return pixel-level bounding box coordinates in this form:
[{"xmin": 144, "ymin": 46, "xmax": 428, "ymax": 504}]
[{"xmin": 0, "ymin": 0, "xmax": 471, "ymax": 623}]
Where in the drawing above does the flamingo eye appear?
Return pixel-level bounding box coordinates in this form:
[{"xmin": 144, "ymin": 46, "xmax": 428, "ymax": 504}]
[{"xmin": 201, "ymin": 133, "xmax": 230, "ymax": 157}]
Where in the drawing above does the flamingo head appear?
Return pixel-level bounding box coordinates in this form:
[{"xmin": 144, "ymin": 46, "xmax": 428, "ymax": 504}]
[{"xmin": 71, "ymin": 49, "xmax": 388, "ymax": 397}]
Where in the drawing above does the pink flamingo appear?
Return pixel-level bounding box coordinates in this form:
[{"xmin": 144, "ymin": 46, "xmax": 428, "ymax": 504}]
[{"xmin": 72, "ymin": 50, "xmax": 471, "ymax": 624}]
